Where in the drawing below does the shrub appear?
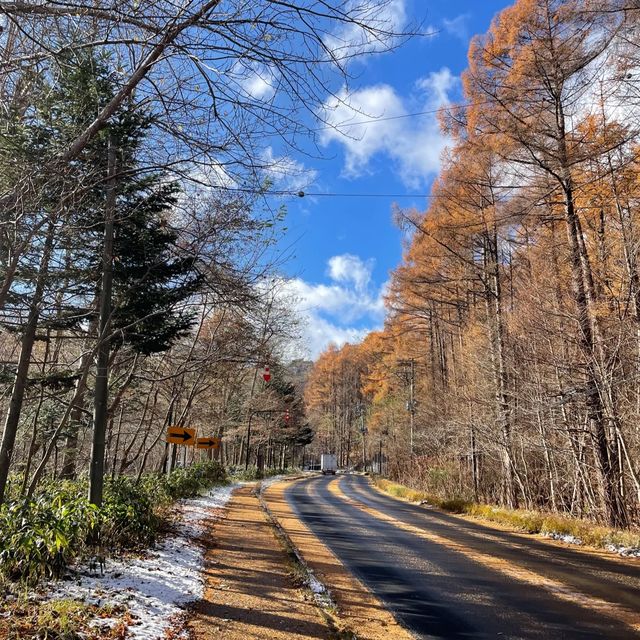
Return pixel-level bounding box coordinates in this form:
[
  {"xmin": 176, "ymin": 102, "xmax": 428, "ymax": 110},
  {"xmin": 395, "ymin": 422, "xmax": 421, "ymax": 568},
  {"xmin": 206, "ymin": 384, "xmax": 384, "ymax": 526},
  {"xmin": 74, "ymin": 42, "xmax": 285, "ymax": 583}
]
[
  {"xmin": 227, "ymin": 465, "xmax": 299, "ymax": 481},
  {"xmin": 439, "ymin": 498, "xmax": 472, "ymax": 514},
  {"xmin": 0, "ymin": 461, "xmax": 226, "ymax": 585},
  {"xmin": 162, "ymin": 461, "xmax": 226, "ymax": 500},
  {"xmin": 0, "ymin": 485, "xmax": 98, "ymax": 584},
  {"xmin": 101, "ymin": 477, "xmax": 158, "ymax": 549}
]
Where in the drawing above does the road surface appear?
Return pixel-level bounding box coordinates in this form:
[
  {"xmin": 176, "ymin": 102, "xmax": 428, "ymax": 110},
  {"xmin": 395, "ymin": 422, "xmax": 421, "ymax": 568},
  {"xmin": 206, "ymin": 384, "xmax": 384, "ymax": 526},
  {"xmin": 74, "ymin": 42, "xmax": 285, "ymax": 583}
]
[{"xmin": 286, "ymin": 474, "xmax": 640, "ymax": 639}]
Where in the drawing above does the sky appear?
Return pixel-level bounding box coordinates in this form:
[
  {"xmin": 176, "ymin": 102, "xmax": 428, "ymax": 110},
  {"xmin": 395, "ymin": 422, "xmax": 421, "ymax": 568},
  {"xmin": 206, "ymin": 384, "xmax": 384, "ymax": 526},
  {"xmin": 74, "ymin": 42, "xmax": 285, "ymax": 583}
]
[{"xmin": 270, "ymin": 0, "xmax": 513, "ymax": 360}]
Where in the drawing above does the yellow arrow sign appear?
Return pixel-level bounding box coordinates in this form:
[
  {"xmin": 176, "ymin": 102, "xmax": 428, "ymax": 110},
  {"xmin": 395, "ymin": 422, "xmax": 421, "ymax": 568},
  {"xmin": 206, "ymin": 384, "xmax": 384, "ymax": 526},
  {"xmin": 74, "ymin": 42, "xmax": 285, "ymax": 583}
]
[
  {"xmin": 196, "ymin": 437, "xmax": 221, "ymax": 450},
  {"xmin": 167, "ymin": 426, "xmax": 196, "ymax": 446}
]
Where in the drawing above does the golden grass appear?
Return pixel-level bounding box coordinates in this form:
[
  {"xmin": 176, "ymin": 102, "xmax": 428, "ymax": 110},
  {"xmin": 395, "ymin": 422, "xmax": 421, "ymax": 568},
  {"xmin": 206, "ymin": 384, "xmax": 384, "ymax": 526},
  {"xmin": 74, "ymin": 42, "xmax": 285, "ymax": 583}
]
[
  {"xmin": 373, "ymin": 478, "xmax": 640, "ymax": 552},
  {"xmin": 0, "ymin": 597, "xmax": 128, "ymax": 640}
]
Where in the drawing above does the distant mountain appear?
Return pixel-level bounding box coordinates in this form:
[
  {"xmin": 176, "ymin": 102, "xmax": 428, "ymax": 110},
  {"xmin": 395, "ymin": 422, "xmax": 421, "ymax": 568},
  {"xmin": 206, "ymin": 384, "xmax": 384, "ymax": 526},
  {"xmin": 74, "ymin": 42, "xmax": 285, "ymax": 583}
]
[{"xmin": 285, "ymin": 359, "xmax": 314, "ymax": 388}]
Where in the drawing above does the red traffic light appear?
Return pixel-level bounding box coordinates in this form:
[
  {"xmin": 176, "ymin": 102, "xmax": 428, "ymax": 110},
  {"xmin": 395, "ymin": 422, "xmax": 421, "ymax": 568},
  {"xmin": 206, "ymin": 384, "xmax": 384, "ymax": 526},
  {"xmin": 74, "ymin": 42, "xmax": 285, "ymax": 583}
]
[{"xmin": 263, "ymin": 365, "xmax": 271, "ymax": 383}]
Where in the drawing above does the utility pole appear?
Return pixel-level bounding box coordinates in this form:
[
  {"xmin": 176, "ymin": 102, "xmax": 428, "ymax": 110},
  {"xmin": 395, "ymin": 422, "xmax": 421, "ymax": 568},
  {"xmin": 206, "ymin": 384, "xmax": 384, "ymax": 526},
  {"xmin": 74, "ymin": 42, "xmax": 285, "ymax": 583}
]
[
  {"xmin": 358, "ymin": 404, "xmax": 368, "ymax": 471},
  {"xmin": 409, "ymin": 358, "xmax": 415, "ymax": 455},
  {"xmin": 88, "ymin": 135, "xmax": 117, "ymax": 509},
  {"xmin": 245, "ymin": 409, "xmax": 255, "ymax": 470},
  {"xmin": 362, "ymin": 413, "xmax": 366, "ymax": 471},
  {"xmin": 245, "ymin": 302, "xmax": 273, "ymax": 469},
  {"xmin": 397, "ymin": 359, "xmax": 416, "ymax": 456}
]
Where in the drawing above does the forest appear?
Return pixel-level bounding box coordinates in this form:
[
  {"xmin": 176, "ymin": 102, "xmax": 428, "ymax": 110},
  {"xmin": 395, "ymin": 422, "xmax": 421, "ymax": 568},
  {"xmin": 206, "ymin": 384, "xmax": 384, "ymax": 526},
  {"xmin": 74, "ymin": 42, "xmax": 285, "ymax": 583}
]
[
  {"xmin": 0, "ymin": 0, "xmax": 400, "ymax": 586},
  {"xmin": 305, "ymin": 0, "xmax": 640, "ymax": 531},
  {"xmin": 3, "ymin": 0, "xmax": 640, "ymax": 600}
]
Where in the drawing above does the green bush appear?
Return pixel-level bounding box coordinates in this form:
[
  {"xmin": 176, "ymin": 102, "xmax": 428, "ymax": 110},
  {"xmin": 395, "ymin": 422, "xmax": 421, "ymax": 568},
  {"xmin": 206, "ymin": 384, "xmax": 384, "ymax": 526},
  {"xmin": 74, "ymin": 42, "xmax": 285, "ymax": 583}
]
[
  {"xmin": 154, "ymin": 461, "xmax": 226, "ymax": 502},
  {"xmin": 0, "ymin": 461, "xmax": 226, "ymax": 585},
  {"xmin": 0, "ymin": 484, "xmax": 99, "ymax": 584},
  {"xmin": 101, "ymin": 476, "xmax": 159, "ymax": 549}
]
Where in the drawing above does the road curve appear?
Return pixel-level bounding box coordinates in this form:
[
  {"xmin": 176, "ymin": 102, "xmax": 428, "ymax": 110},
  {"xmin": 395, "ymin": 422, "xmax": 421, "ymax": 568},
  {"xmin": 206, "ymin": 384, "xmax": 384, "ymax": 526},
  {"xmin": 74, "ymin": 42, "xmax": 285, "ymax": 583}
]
[{"xmin": 285, "ymin": 474, "xmax": 640, "ymax": 639}]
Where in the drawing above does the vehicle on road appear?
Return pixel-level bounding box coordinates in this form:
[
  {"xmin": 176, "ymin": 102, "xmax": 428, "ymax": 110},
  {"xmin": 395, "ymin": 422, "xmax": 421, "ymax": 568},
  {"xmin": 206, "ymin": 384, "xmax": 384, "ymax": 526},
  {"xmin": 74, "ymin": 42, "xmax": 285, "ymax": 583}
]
[{"xmin": 321, "ymin": 453, "xmax": 337, "ymax": 475}]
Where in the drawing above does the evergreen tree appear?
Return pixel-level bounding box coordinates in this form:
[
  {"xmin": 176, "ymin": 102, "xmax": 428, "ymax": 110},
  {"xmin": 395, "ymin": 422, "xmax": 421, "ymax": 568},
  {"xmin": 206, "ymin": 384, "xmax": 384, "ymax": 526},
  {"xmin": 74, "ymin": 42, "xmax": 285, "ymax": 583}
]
[{"xmin": 0, "ymin": 53, "xmax": 204, "ymax": 500}]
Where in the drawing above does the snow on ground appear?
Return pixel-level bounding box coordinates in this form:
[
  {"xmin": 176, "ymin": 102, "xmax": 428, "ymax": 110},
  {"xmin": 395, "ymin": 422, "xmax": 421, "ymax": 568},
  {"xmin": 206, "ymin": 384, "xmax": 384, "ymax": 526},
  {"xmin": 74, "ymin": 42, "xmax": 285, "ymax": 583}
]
[
  {"xmin": 47, "ymin": 483, "xmax": 238, "ymax": 639},
  {"xmin": 547, "ymin": 532, "xmax": 583, "ymax": 546},
  {"xmin": 606, "ymin": 544, "xmax": 640, "ymax": 558},
  {"xmin": 258, "ymin": 474, "xmax": 289, "ymax": 492},
  {"xmin": 546, "ymin": 532, "xmax": 640, "ymax": 558}
]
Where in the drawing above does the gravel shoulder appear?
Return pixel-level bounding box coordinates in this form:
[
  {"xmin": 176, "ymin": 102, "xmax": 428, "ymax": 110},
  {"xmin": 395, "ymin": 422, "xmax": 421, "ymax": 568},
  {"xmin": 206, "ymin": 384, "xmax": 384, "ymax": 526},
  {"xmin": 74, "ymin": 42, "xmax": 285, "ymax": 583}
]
[{"xmin": 188, "ymin": 484, "xmax": 333, "ymax": 640}]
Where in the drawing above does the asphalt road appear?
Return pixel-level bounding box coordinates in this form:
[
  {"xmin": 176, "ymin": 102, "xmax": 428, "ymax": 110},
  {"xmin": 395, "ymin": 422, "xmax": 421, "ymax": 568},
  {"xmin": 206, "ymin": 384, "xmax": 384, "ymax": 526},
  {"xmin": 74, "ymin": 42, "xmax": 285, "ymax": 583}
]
[{"xmin": 285, "ymin": 474, "xmax": 640, "ymax": 640}]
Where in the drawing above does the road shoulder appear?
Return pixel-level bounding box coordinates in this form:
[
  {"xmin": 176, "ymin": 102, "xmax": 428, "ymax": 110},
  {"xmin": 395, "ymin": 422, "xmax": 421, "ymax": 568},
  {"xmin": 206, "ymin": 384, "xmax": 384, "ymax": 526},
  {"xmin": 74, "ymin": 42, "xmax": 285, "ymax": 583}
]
[
  {"xmin": 368, "ymin": 477, "xmax": 640, "ymax": 563},
  {"xmin": 263, "ymin": 477, "xmax": 414, "ymax": 640},
  {"xmin": 188, "ymin": 484, "xmax": 332, "ymax": 640}
]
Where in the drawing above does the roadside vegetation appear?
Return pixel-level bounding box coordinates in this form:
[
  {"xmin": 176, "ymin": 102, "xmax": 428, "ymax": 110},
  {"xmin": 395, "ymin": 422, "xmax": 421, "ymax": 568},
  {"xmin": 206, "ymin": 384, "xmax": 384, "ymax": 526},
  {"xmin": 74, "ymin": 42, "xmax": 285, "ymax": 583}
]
[
  {"xmin": 0, "ymin": 462, "xmax": 225, "ymax": 586},
  {"xmin": 0, "ymin": 598, "xmax": 129, "ymax": 640},
  {"xmin": 228, "ymin": 466, "xmax": 300, "ymax": 482},
  {"xmin": 374, "ymin": 478, "xmax": 640, "ymax": 553}
]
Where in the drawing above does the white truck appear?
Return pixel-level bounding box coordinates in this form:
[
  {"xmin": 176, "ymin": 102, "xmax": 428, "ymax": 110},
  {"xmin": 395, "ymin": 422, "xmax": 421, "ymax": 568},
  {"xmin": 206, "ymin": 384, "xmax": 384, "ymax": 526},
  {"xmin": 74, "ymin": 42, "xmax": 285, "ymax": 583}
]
[{"xmin": 321, "ymin": 453, "xmax": 337, "ymax": 475}]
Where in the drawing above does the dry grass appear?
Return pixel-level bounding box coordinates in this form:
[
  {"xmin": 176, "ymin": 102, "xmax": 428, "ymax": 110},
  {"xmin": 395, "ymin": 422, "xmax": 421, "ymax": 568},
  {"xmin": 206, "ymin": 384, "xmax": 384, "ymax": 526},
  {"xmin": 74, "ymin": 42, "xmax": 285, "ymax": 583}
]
[
  {"xmin": 0, "ymin": 597, "xmax": 128, "ymax": 640},
  {"xmin": 373, "ymin": 478, "xmax": 640, "ymax": 551}
]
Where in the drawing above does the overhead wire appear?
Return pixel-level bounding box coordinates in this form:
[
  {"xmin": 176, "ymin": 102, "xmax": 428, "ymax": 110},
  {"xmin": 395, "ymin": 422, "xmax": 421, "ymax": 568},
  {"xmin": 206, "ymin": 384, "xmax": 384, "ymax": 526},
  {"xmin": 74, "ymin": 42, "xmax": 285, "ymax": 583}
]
[
  {"xmin": 206, "ymin": 100, "xmax": 484, "ymax": 199},
  {"xmin": 309, "ymin": 102, "xmax": 472, "ymax": 132},
  {"xmin": 205, "ymin": 185, "xmax": 432, "ymax": 199}
]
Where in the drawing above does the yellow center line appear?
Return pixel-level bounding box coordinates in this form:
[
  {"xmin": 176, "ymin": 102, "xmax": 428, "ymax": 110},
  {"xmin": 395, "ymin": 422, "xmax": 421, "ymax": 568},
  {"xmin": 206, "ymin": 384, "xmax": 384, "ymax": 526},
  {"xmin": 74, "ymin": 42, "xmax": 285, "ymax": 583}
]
[
  {"xmin": 326, "ymin": 476, "xmax": 640, "ymax": 632},
  {"xmin": 263, "ymin": 478, "xmax": 415, "ymax": 640}
]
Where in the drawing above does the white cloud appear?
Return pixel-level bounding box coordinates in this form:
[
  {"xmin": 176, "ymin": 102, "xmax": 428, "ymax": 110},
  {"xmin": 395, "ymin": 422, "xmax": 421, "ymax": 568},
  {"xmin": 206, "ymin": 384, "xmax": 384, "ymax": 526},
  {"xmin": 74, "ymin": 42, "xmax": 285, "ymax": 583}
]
[
  {"xmin": 327, "ymin": 254, "xmax": 374, "ymax": 291},
  {"xmin": 262, "ymin": 146, "xmax": 318, "ymax": 193},
  {"xmin": 280, "ymin": 254, "xmax": 386, "ymax": 358},
  {"xmin": 241, "ymin": 65, "xmax": 278, "ymax": 100},
  {"xmin": 415, "ymin": 67, "xmax": 458, "ymax": 105},
  {"xmin": 303, "ymin": 318, "xmax": 372, "ymax": 357},
  {"xmin": 324, "ymin": 0, "xmax": 407, "ymax": 58},
  {"xmin": 443, "ymin": 14, "xmax": 471, "ymax": 41},
  {"xmin": 318, "ymin": 68, "xmax": 458, "ymax": 187}
]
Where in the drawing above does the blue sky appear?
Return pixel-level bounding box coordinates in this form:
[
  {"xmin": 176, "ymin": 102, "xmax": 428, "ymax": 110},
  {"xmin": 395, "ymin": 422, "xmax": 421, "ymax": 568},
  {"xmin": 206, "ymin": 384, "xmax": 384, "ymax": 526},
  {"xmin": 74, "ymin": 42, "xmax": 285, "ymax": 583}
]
[{"xmin": 270, "ymin": 0, "xmax": 512, "ymax": 359}]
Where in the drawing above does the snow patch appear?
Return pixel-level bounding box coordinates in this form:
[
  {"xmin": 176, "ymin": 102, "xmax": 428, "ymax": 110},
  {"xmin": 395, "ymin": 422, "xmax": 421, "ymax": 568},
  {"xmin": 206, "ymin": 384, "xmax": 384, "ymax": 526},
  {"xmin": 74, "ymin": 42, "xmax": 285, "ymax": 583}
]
[
  {"xmin": 606, "ymin": 544, "xmax": 640, "ymax": 558},
  {"xmin": 259, "ymin": 474, "xmax": 289, "ymax": 492},
  {"xmin": 547, "ymin": 532, "xmax": 640, "ymax": 559},
  {"xmin": 547, "ymin": 532, "xmax": 583, "ymax": 546},
  {"xmin": 47, "ymin": 483, "xmax": 237, "ymax": 639}
]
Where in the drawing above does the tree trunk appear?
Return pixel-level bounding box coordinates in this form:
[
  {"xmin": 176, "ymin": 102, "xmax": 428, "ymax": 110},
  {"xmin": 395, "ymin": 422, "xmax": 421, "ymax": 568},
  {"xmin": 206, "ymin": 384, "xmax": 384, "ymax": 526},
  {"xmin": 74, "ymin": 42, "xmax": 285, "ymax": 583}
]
[
  {"xmin": 88, "ymin": 137, "xmax": 117, "ymax": 508},
  {"xmin": 0, "ymin": 219, "xmax": 56, "ymax": 505},
  {"xmin": 561, "ymin": 175, "xmax": 627, "ymax": 527}
]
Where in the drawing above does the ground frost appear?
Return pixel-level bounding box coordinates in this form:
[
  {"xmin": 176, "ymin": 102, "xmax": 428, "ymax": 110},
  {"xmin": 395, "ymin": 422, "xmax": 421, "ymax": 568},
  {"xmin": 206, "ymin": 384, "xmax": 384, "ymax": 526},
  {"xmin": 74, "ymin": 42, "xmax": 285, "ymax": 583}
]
[{"xmin": 47, "ymin": 484, "xmax": 237, "ymax": 639}]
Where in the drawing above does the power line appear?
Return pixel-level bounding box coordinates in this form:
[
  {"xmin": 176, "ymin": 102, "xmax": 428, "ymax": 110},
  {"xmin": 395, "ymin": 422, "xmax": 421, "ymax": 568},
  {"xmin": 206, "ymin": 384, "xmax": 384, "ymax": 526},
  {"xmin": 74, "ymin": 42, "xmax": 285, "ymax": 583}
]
[
  {"xmin": 312, "ymin": 107, "xmax": 449, "ymax": 132},
  {"xmin": 208, "ymin": 185, "xmax": 430, "ymax": 199},
  {"xmin": 311, "ymin": 100, "xmax": 479, "ymax": 132},
  {"xmin": 300, "ymin": 191, "xmax": 428, "ymax": 198}
]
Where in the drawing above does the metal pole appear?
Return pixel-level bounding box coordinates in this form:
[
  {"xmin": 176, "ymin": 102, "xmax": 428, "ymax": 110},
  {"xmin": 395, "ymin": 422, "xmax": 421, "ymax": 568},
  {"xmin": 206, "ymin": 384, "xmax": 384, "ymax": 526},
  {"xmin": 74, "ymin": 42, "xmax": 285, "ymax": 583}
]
[
  {"xmin": 361, "ymin": 411, "xmax": 366, "ymax": 471},
  {"xmin": 245, "ymin": 412, "xmax": 253, "ymax": 469}
]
